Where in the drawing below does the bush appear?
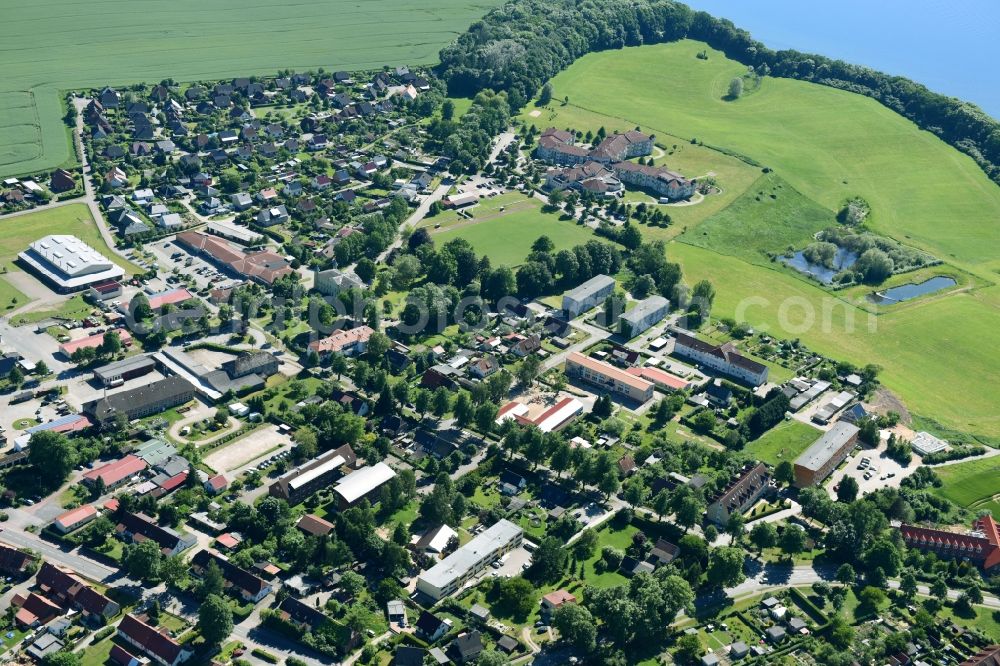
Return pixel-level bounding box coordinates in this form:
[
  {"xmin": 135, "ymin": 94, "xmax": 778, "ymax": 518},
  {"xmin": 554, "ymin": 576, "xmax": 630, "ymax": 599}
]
[
  {"xmin": 251, "ymin": 648, "xmax": 279, "ymax": 664},
  {"xmin": 93, "ymin": 626, "xmax": 115, "ymax": 641}
]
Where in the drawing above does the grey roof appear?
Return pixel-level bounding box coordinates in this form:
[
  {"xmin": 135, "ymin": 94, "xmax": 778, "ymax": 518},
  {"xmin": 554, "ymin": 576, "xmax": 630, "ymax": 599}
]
[
  {"xmin": 620, "ymin": 295, "xmax": 669, "ymax": 325},
  {"xmin": 93, "ymin": 354, "xmax": 156, "ymax": 381},
  {"xmin": 563, "ymin": 274, "xmax": 615, "ymax": 302},
  {"xmin": 419, "ymin": 520, "xmax": 522, "ymax": 591},
  {"xmin": 795, "ymin": 422, "xmax": 860, "ymax": 472}
]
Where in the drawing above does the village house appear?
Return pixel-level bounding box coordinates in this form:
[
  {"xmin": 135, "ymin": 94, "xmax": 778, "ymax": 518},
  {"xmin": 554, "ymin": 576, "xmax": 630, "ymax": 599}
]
[
  {"xmin": 118, "ymin": 614, "xmax": 193, "ymax": 666},
  {"xmin": 35, "ymin": 563, "xmax": 120, "ymax": 623},
  {"xmin": 191, "ymin": 550, "xmax": 273, "ymax": 602}
]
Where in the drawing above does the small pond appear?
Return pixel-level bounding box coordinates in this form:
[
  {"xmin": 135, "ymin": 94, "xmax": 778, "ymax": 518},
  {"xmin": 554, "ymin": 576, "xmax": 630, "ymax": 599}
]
[
  {"xmin": 781, "ymin": 248, "xmax": 857, "ymax": 284},
  {"xmin": 868, "ymin": 276, "xmax": 956, "ymax": 304}
]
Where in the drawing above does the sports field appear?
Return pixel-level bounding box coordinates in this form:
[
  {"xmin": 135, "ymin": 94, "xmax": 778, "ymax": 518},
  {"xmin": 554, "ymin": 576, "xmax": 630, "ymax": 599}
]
[
  {"xmin": 0, "ymin": 0, "xmax": 502, "ymax": 179},
  {"xmin": 428, "ymin": 194, "xmax": 597, "ymax": 266},
  {"xmin": 931, "ymin": 456, "xmax": 1000, "ymax": 518},
  {"xmin": 532, "ymin": 40, "xmax": 1000, "ymax": 440}
]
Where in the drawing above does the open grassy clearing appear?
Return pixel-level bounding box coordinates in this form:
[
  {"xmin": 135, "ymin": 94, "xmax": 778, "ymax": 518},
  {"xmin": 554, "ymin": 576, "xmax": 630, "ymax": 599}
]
[
  {"xmin": 677, "ymin": 172, "xmax": 836, "ymax": 265},
  {"xmin": 671, "ymin": 243, "xmax": 1000, "ymax": 441},
  {"xmin": 0, "ymin": 204, "xmax": 140, "ymax": 274},
  {"xmin": 520, "ymin": 101, "xmax": 761, "ymax": 239},
  {"xmin": 0, "ymin": 0, "xmax": 503, "ymax": 178},
  {"xmin": 0, "ymin": 276, "xmax": 29, "ymax": 314},
  {"xmin": 931, "ymin": 457, "xmax": 1000, "ymax": 517},
  {"xmin": 542, "ymin": 40, "xmax": 1000, "ymax": 277},
  {"xmin": 744, "ymin": 419, "xmax": 822, "ymax": 466},
  {"xmin": 430, "ymin": 195, "xmax": 597, "ymax": 266}
]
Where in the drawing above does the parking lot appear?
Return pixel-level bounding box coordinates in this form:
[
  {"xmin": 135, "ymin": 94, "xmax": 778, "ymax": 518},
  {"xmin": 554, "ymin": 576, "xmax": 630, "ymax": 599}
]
[
  {"xmin": 825, "ymin": 433, "xmax": 921, "ymax": 498},
  {"xmin": 145, "ymin": 238, "xmax": 241, "ymax": 293}
]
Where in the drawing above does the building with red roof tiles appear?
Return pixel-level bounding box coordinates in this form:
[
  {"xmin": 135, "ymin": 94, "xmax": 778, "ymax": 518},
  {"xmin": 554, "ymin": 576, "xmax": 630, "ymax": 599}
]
[
  {"xmin": 13, "ymin": 592, "xmax": 63, "ymax": 628},
  {"xmin": 59, "ymin": 329, "xmax": 133, "ymax": 357},
  {"xmin": 901, "ymin": 515, "xmax": 1000, "ymax": 571},
  {"xmin": 118, "ymin": 614, "xmax": 193, "ymax": 666},
  {"xmin": 53, "ymin": 504, "xmax": 98, "ymax": 534},
  {"xmin": 82, "ymin": 454, "xmax": 147, "ymax": 490}
]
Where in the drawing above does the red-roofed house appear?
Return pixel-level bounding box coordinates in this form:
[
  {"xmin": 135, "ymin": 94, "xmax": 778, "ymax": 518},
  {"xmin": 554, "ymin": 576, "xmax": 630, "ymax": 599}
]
[
  {"xmin": 82, "ymin": 455, "xmax": 147, "ymax": 490},
  {"xmin": 308, "ymin": 325, "xmax": 374, "ymax": 357},
  {"xmin": 625, "ymin": 366, "xmax": 690, "ymax": 391},
  {"xmin": 14, "ymin": 592, "xmax": 63, "ymax": 628},
  {"xmin": 59, "ymin": 329, "xmax": 133, "ymax": 357},
  {"xmin": 541, "ymin": 590, "xmax": 577, "ymax": 614},
  {"xmin": 118, "ymin": 614, "xmax": 193, "ymax": 666},
  {"xmin": 204, "ymin": 474, "xmax": 228, "ymax": 495},
  {"xmin": 53, "ymin": 504, "xmax": 98, "ymax": 533},
  {"xmin": 901, "ymin": 515, "xmax": 1000, "ymax": 571},
  {"xmin": 216, "ymin": 533, "xmax": 241, "ymax": 551}
]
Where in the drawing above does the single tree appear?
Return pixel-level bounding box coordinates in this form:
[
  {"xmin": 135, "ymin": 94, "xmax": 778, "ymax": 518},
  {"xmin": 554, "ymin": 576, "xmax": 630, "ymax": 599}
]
[{"xmin": 197, "ymin": 594, "xmax": 234, "ymax": 646}]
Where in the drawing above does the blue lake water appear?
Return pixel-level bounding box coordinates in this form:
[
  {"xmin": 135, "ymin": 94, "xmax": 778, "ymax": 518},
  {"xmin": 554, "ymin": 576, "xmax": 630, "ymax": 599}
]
[
  {"xmin": 682, "ymin": 0, "xmax": 1000, "ymax": 120},
  {"xmin": 781, "ymin": 247, "xmax": 857, "ymax": 284},
  {"xmin": 869, "ymin": 276, "xmax": 956, "ymax": 304}
]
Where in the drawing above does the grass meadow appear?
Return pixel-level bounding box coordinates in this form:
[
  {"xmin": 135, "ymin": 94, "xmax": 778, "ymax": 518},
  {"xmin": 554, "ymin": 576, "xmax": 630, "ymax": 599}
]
[
  {"xmin": 538, "ymin": 40, "xmax": 1000, "ymax": 277},
  {"xmin": 529, "ymin": 39, "xmax": 1000, "ymax": 441},
  {"xmin": 677, "ymin": 172, "xmax": 835, "ymax": 266},
  {"xmin": 744, "ymin": 419, "xmax": 823, "ymax": 466},
  {"xmin": 428, "ymin": 193, "xmax": 597, "ymax": 266},
  {"xmin": 932, "ymin": 457, "xmax": 1000, "ymax": 517},
  {"xmin": 0, "ymin": 0, "xmax": 502, "ymax": 178}
]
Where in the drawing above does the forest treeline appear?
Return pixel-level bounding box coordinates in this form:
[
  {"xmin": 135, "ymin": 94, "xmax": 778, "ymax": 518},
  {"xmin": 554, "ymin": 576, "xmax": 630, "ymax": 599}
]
[{"xmin": 438, "ymin": 0, "xmax": 1000, "ymax": 185}]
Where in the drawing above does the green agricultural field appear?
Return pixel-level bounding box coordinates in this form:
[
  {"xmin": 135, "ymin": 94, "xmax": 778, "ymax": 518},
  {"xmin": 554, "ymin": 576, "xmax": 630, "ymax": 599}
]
[
  {"xmin": 0, "ymin": 204, "xmax": 140, "ymax": 273},
  {"xmin": 0, "ymin": 0, "xmax": 502, "ymax": 178},
  {"xmin": 430, "ymin": 195, "xmax": 597, "ymax": 266},
  {"xmin": 537, "ymin": 39, "xmax": 1000, "ymax": 440},
  {"xmin": 541, "ymin": 40, "xmax": 1000, "ymax": 277},
  {"xmin": 932, "ymin": 457, "xmax": 1000, "ymax": 517},
  {"xmin": 677, "ymin": 172, "xmax": 836, "ymax": 266},
  {"xmin": 744, "ymin": 419, "xmax": 822, "ymax": 466}
]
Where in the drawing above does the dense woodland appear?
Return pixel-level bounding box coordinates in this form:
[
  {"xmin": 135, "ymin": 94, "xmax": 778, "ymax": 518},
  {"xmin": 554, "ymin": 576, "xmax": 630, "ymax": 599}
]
[{"xmin": 438, "ymin": 0, "xmax": 1000, "ymax": 185}]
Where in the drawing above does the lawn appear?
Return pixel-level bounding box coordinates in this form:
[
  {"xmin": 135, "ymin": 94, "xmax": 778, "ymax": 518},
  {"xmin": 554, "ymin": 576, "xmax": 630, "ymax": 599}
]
[
  {"xmin": 0, "ymin": 275, "xmax": 28, "ymax": 314},
  {"xmin": 0, "ymin": 0, "xmax": 504, "ymax": 178},
  {"xmin": 9, "ymin": 294, "xmax": 94, "ymax": 326},
  {"xmin": 677, "ymin": 172, "xmax": 836, "ymax": 266},
  {"xmin": 540, "ymin": 40, "xmax": 1000, "ymax": 277},
  {"xmin": 0, "ymin": 204, "xmax": 139, "ymax": 274},
  {"xmin": 931, "ymin": 456, "xmax": 1000, "ymax": 517},
  {"xmin": 744, "ymin": 420, "xmax": 823, "ymax": 466},
  {"xmin": 429, "ymin": 195, "xmax": 598, "ymax": 267}
]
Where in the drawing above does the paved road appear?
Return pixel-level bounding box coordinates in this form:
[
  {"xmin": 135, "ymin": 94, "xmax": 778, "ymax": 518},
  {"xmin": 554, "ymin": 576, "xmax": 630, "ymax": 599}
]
[
  {"xmin": 70, "ymin": 97, "xmax": 132, "ymax": 264},
  {"xmin": 376, "ymin": 182, "xmax": 451, "ymax": 263},
  {"xmin": 0, "ymin": 528, "xmax": 116, "ymax": 582}
]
